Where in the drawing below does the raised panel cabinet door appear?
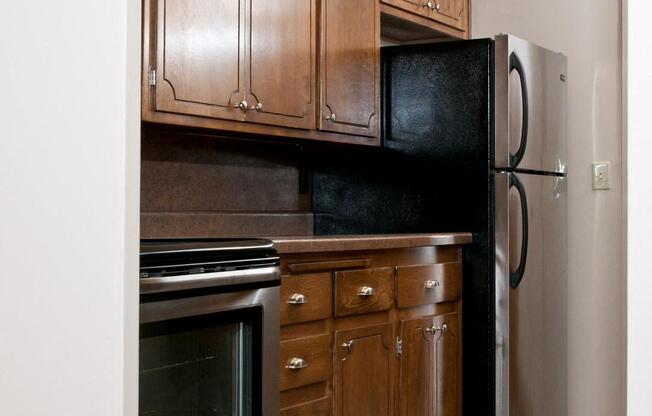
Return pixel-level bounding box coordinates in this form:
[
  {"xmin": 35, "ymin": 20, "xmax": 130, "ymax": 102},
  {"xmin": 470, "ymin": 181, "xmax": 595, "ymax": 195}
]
[
  {"xmin": 335, "ymin": 323, "xmax": 394, "ymax": 416},
  {"xmin": 432, "ymin": 0, "xmax": 466, "ymax": 31},
  {"xmin": 434, "ymin": 313, "xmax": 461, "ymax": 416},
  {"xmin": 320, "ymin": 0, "xmax": 380, "ymax": 139},
  {"xmin": 381, "ymin": 0, "xmax": 432, "ymax": 20},
  {"xmin": 153, "ymin": 0, "xmax": 246, "ymax": 121},
  {"xmin": 247, "ymin": 0, "xmax": 317, "ymax": 129},
  {"xmin": 399, "ymin": 316, "xmax": 436, "ymax": 416}
]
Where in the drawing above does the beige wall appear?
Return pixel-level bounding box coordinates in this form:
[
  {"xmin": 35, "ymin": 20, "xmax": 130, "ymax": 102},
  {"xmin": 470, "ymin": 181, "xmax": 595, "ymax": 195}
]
[{"xmin": 472, "ymin": 1, "xmax": 626, "ymax": 415}]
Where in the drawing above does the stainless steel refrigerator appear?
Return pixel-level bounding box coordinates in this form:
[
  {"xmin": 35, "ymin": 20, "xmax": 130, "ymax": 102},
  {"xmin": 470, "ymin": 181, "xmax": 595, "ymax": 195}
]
[
  {"xmin": 493, "ymin": 35, "xmax": 568, "ymax": 416},
  {"xmin": 311, "ymin": 34, "xmax": 568, "ymax": 416}
]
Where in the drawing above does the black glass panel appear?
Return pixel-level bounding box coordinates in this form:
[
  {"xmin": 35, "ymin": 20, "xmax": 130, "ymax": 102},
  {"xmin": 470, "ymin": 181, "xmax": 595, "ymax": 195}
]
[{"xmin": 140, "ymin": 309, "xmax": 261, "ymax": 416}]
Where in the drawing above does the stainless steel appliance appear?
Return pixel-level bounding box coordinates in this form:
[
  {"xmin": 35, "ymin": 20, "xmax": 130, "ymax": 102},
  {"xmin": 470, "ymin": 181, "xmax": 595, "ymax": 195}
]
[
  {"xmin": 311, "ymin": 34, "xmax": 567, "ymax": 416},
  {"xmin": 493, "ymin": 35, "xmax": 568, "ymax": 416},
  {"xmin": 139, "ymin": 239, "xmax": 280, "ymax": 416}
]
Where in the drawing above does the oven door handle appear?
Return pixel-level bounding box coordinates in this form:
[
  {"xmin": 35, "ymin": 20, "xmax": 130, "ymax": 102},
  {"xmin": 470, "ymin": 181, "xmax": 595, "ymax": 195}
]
[{"xmin": 140, "ymin": 266, "xmax": 280, "ymax": 294}]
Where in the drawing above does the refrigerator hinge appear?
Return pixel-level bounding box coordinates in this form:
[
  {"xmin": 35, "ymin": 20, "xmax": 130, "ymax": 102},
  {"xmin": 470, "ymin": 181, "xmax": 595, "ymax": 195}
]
[
  {"xmin": 396, "ymin": 337, "xmax": 403, "ymax": 357},
  {"xmin": 148, "ymin": 68, "xmax": 157, "ymax": 87}
]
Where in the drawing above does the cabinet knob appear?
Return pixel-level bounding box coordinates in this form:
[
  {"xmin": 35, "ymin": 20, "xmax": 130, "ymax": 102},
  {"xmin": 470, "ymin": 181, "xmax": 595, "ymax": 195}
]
[
  {"xmin": 285, "ymin": 357, "xmax": 308, "ymax": 370},
  {"xmin": 433, "ymin": 2, "xmax": 441, "ymax": 11},
  {"xmin": 249, "ymin": 102, "xmax": 263, "ymax": 112},
  {"xmin": 357, "ymin": 286, "xmax": 375, "ymax": 297},
  {"xmin": 326, "ymin": 113, "xmax": 336, "ymax": 122},
  {"xmin": 424, "ymin": 280, "xmax": 440, "ymax": 289},
  {"xmin": 441, "ymin": 323, "xmax": 448, "ymax": 333},
  {"xmin": 424, "ymin": 325, "xmax": 442, "ymax": 335},
  {"xmin": 423, "ymin": 1, "xmax": 433, "ymax": 8},
  {"xmin": 235, "ymin": 100, "xmax": 248, "ymax": 112},
  {"xmin": 287, "ymin": 293, "xmax": 307, "ymax": 305}
]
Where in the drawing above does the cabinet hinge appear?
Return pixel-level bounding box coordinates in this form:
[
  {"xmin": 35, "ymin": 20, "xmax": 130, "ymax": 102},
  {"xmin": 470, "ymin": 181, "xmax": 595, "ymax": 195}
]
[
  {"xmin": 396, "ymin": 337, "xmax": 403, "ymax": 357},
  {"xmin": 148, "ymin": 68, "xmax": 156, "ymax": 86}
]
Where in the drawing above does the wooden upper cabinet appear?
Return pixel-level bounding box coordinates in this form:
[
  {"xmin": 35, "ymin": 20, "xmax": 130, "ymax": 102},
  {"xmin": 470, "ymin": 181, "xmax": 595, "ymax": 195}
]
[
  {"xmin": 381, "ymin": 0, "xmax": 468, "ymax": 33},
  {"xmin": 320, "ymin": 0, "xmax": 380, "ymax": 139},
  {"xmin": 335, "ymin": 323, "xmax": 394, "ymax": 416},
  {"xmin": 433, "ymin": 0, "xmax": 467, "ymax": 31},
  {"xmin": 246, "ymin": 0, "xmax": 317, "ymax": 129},
  {"xmin": 147, "ymin": 0, "xmax": 316, "ymax": 130},
  {"xmin": 399, "ymin": 313, "xmax": 461, "ymax": 416},
  {"xmin": 152, "ymin": 0, "xmax": 247, "ymax": 122}
]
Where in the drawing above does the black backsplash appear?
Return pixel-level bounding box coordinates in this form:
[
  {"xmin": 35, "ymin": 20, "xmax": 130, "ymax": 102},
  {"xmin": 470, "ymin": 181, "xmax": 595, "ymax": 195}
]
[{"xmin": 312, "ymin": 39, "xmax": 496, "ymax": 416}]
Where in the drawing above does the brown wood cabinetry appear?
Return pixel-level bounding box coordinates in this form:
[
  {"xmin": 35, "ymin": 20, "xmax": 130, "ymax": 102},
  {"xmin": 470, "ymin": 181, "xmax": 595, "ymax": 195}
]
[
  {"xmin": 145, "ymin": 0, "xmax": 315, "ymax": 130},
  {"xmin": 380, "ymin": 0, "xmax": 469, "ymax": 41},
  {"xmin": 277, "ymin": 242, "xmax": 465, "ymax": 415},
  {"xmin": 320, "ymin": 0, "xmax": 380, "ymax": 138},
  {"xmin": 399, "ymin": 313, "xmax": 461, "ymax": 416},
  {"xmin": 335, "ymin": 324, "xmax": 395, "ymax": 416}
]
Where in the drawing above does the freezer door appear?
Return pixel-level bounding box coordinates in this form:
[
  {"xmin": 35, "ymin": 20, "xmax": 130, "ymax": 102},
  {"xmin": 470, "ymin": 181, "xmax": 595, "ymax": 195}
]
[
  {"xmin": 498, "ymin": 171, "xmax": 568, "ymax": 416},
  {"xmin": 495, "ymin": 35, "xmax": 567, "ymax": 174}
]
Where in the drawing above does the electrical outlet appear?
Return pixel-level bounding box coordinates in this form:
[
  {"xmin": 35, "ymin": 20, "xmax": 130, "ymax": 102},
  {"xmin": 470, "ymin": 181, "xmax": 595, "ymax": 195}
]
[{"xmin": 592, "ymin": 162, "xmax": 611, "ymax": 190}]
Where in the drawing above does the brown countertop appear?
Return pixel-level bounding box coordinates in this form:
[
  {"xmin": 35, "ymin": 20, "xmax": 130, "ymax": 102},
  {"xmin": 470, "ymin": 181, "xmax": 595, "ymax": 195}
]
[{"xmin": 269, "ymin": 233, "xmax": 472, "ymax": 254}]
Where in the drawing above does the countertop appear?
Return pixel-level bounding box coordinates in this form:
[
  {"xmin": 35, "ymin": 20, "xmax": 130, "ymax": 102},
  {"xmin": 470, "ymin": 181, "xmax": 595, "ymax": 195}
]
[{"xmin": 268, "ymin": 233, "xmax": 472, "ymax": 254}]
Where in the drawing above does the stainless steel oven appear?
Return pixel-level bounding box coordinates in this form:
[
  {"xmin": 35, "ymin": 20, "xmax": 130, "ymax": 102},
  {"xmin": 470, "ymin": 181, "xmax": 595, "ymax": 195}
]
[{"xmin": 139, "ymin": 239, "xmax": 280, "ymax": 416}]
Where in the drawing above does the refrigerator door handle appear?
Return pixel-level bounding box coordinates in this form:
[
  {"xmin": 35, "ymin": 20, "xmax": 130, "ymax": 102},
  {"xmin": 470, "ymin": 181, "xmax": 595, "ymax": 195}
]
[
  {"xmin": 509, "ymin": 52, "xmax": 529, "ymax": 169},
  {"xmin": 510, "ymin": 173, "xmax": 529, "ymax": 288}
]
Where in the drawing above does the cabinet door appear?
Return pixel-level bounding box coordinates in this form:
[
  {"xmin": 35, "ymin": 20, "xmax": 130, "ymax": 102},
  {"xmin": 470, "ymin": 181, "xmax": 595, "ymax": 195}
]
[
  {"xmin": 247, "ymin": 0, "xmax": 317, "ymax": 129},
  {"xmin": 432, "ymin": 0, "xmax": 467, "ymax": 31},
  {"xmin": 434, "ymin": 313, "xmax": 461, "ymax": 416},
  {"xmin": 335, "ymin": 323, "xmax": 394, "ymax": 416},
  {"xmin": 153, "ymin": 0, "xmax": 247, "ymax": 122},
  {"xmin": 399, "ymin": 317, "xmax": 435, "ymax": 416},
  {"xmin": 320, "ymin": 0, "xmax": 380, "ymax": 139},
  {"xmin": 381, "ymin": 0, "xmax": 431, "ymax": 20},
  {"xmin": 399, "ymin": 313, "xmax": 460, "ymax": 416}
]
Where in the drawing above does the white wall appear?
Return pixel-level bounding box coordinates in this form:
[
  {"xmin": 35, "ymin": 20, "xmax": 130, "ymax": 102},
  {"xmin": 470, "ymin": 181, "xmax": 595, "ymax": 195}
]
[
  {"xmin": 472, "ymin": 1, "xmax": 626, "ymax": 415},
  {"xmin": 0, "ymin": 1, "xmax": 140, "ymax": 415},
  {"xmin": 626, "ymin": 1, "xmax": 652, "ymax": 415}
]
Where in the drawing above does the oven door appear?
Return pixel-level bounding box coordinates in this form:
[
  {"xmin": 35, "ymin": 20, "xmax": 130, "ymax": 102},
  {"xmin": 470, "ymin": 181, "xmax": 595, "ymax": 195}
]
[{"xmin": 139, "ymin": 281, "xmax": 279, "ymax": 416}]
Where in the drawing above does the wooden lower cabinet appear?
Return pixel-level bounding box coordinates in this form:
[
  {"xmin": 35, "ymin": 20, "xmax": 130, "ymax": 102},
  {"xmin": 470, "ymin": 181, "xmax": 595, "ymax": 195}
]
[
  {"xmin": 334, "ymin": 323, "xmax": 395, "ymax": 416},
  {"xmin": 399, "ymin": 313, "xmax": 461, "ymax": 416},
  {"xmin": 278, "ymin": 245, "xmax": 464, "ymax": 416}
]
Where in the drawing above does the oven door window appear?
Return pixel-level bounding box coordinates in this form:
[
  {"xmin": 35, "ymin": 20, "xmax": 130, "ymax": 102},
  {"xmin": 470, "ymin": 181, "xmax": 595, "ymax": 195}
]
[{"xmin": 139, "ymin": 308, "xmax": 261, "ymax": 416}]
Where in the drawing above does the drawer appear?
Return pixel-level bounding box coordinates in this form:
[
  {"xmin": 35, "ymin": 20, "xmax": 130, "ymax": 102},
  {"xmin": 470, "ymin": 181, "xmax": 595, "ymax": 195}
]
[
  {"xmin": 281, "ymin": 273, "xmax": 332, "ymax": 325},
  {"xmin": 334, "ymin": 267, "xmax": 394, "ymax": 317},
  {"xmin": 280, "ymin": 334, "xmax": 332, "ymax": 391},
  {"xmin": 281, "ymin": 397, "xmax": 331, "ymax": 416},
  {"xmin": 395, "ymin": 262, "xmax": 461, "ymax": 308}
]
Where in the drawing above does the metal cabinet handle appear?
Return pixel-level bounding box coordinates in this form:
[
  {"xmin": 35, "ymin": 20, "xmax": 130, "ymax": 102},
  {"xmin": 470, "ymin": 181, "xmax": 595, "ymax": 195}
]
[
  {"xmin": 424, "ymin": 324, "xmax": 449, "ymax": 335},
  {"xmin": 235, "ymin": 100, "xmax": 248, "ymax": 112},
  {"xmin": 424, "ymin": 325, "xmax": 441, "ymax": 334},
  {"xmin": 433, "ymin": 2, "xmax": 441, "ymax": 11},
  {"xmin": 341, "ymin": 340, "xmax": 354, "ymax": 360},
  {"xmin": 424, "ymin": 280, "xmax": 440, "ymax": 289},
  {"xmin": 287, "ymin": 293, "xmax": 307, "ymax": 305},
  {"xmin": 357, "ymin": 286, "xmax": 375, "ymax": 297},
  {"xmin": 423, "ymin": 1, "xmax": 433, "ymax": 8},
  {"xmin": 285, "ymin": 357, "xmax": 308, "ymax": 370},
  {"xmin": 249, "ymin": 102, "xmax": 263, "ymax": 112},
  {"xmin": 326, "ymin": 113, "xmax": 336, "ymax": 122}
]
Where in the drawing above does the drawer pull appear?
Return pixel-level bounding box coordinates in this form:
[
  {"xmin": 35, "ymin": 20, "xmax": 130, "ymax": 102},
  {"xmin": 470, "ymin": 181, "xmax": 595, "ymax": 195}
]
[
  {"xmin": 424, "ymin": 280, "xmax": 440, "ymax": 289},
  {"xmin": 285, "ymin": 357, "xmax": 308, "ymax": 370},
  {"xmin": 357, "ymin": 286, "xmax": 375, "ymax": 297},
  {"xmin": 287, "ymin": 293, "xmax": 307, "ymax": 305}
]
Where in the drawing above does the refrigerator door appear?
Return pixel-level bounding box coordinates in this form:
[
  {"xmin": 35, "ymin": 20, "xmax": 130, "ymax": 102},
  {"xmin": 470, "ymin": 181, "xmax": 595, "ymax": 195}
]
[
  {"xmin": 494, "ymin": 35, "xmax": 567, "ymax": 174},
  {"xmin": 496, "ymin": 171, "xmax": 568, "ymax": 416}
]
